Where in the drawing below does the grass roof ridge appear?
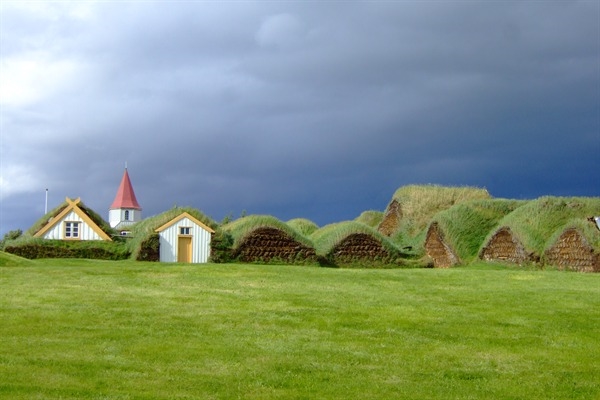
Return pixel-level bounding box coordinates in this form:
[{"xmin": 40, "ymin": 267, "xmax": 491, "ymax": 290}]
[
  {"xmin": 286, "ymin": 218, "xmax": 319, "ymax": 236},
  {"xmin": 131, "ymin": 206, "xmax": 217, "ymax": 234},
  {"xmin": 355, "ymin": 210, "xmax": 384, "ymax": 228},
  {"xmin": 391, "ymin": 184, "xmax": 491, "ymax": 202}
]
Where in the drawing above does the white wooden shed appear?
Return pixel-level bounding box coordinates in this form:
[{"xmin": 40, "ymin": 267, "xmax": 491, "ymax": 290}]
[
  {"xmin": 34, "ymin": 197, "xmax": 112, "ymax": 241},
  {"xmin": 155, "ymin": 212, "xmax": 215, "ymax": 263}
]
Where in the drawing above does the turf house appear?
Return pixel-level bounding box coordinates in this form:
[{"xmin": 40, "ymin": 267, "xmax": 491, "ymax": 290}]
[
  {"xmin": 378, "ymin": 185, "xmax": 492, "ymax": 240},
  {"xmin": 479, "ymin": 197, "xmax": 600, "ymax": 267},
  {"xmin": 377, "ymin": 185, "xmax": 492, "ymax": 254},
  {"xmin": 311, "ymin": 221, "xmax": 402, "ymax": 267},
  {"xmin": 155, "ymin": 212, "xmax": 215, "ymax": 263},
  {"xmin": 479, "ymin": 227, "xmax": 530, "ymax": 264},
  {"xmin": 424, "ymin": 199, "xmax": 526, "ymax": 268},
  {"xmin": 222, "ymin": 215, "xmax": 317, "ymax": 264},
  {"xmin": 33, "ymin": 197, "xmax": 112, "ymax": 241},
  {"xmin": 3, "ymin": 196, "xmax": 121, "ymax": 260},
  {"xmin": 544, "ymin": 219, "xmax": 600, "ymax": 272},
  {"xmin": 125, "ymin": 206, "xmax": 218, "ymax": 263}
]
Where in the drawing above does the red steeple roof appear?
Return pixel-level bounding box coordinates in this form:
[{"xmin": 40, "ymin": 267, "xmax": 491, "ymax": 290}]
[{"xmin": 110, "ymin": 168, "xmax": 141, "ymax": 210}]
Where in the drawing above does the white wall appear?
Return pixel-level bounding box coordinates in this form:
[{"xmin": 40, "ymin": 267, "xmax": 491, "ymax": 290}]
[{"xmin": 158, "ymin": 217, "xmax": 212, "ymax": 263}]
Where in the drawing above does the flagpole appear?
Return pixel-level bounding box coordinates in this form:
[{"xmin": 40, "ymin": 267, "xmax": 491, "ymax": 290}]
[{"xmin": 45, "ymin": 188, "xmax": 48, "ymax": 214}]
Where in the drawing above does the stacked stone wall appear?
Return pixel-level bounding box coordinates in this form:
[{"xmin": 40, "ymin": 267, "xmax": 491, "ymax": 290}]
[
  {"xmin": 424, "ymin": 223, "xmax": 459, "ymax": 268},
  {"xmin": 545, "ymin": 228, "xmax": 599, "ymax": 272},
  {"xmin": 480, "ymin": 227, "xmax": 531, "ymax": 265},
  {"xmin": 331, "ymin": 233, "xmax": 391, "ymax": 264},
  {"xmin": 234, "ymin": 227, "xmax": 316, "ymax": 263},
  {"xmin": 378, "ymin": 200, "xmax": 402, "ymax": 237}
]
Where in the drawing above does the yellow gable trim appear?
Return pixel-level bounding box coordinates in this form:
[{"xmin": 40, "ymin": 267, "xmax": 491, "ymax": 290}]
[
  {"xmin": 34, "ymin": 197, "xmax": 77, "ymax": 238},
  {"xmin": 155, "ymin": 212, "xmax": 215, "ymax": 234},
  {"xmin": 71, "ymin": 204, "xmax": 112, "ymax": 241},
  {"xmin": 34, "ymin": 197, "xmax": 112, "ymax": 241}
]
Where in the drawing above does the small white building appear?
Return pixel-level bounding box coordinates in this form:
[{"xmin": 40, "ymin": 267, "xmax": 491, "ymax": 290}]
[
  {"xmin": 155, "ymin": 212, "xmax": 215, "ymax": 263},
  {"xmin": 34, "ymin": 197, "xmax": 112, "ymax": 241}
]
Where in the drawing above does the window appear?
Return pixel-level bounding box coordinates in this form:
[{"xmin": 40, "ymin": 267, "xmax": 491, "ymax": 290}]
[
  {"xmin": 180, "ymin": 227, "xmax": 191, "ymax": 235},
  {"xmin": 65, "ymin": 222, "xmax": 80, "ymax": 238},
  {"xmin": 124, "ymin": 210, "xmax": 130, "ymax": 221}
]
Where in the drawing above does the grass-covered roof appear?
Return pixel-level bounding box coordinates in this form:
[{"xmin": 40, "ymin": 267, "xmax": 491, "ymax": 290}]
[
  {"xmin": 544, "ymin": 217, "xmax": 600, "ymax": 253},
  {"xmin": 223, "ymin": 215, "xmax": 314, "ymax": 249},
  {"xmin": 391, "ymin": 185, "xmax": 491, "ymax": 231},
  {"xmin": 481, "ymin": 196, "xmax": 600, "ymax": 257},
  {"xmin": 130, "ymin": 206, "xmax": 217, "ymax": 235},
  {"xmin": 311, "ymin": 221, "xmax": 400, "ymax": 257},
  {"xmin": 25, "ymin": 198, "xmax": 115, "ymax": 238},
  {"xmin": 428, "ymin": 199, "xmax": 527, "ymax": 264},
  {"xmin": 386, "ymin": 185, "xmax": 492, "ymax": 250}
]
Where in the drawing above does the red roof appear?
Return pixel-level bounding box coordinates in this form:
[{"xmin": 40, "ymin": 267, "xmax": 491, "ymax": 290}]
[{"xmin": 110, "ymin": 169, "xmax": 142, "ymax": 210}]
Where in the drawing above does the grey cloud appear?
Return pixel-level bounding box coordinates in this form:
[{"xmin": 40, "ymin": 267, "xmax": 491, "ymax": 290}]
[{"xmin": 1, "ymin": 1, "xmax": 598, "ymax": 236}]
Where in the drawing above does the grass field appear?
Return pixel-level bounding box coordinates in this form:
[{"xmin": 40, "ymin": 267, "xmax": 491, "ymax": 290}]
[{"xmin": 1, "ymin": 259, "xmax": 599, "ymax": 399}]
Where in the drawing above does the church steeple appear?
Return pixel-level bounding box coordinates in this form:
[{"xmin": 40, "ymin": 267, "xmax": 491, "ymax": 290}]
[
  {"xmin": 109, "ymin": 167, "xmax": 142, "ymax": 230},
  {"xmin": 110, "ymin": 168, "xmax": 141, "ymax": 210}
]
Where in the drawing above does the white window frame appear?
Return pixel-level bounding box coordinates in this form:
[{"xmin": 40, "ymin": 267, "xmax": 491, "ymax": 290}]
[{"xmin": 64, "ymin": 221, "xmax": 81, "ymax": 239}]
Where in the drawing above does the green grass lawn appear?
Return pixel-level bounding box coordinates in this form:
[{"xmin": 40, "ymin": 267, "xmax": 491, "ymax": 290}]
[{"xmin": 1, "ymin": 259, "xmax": 599, "ymax": 399}]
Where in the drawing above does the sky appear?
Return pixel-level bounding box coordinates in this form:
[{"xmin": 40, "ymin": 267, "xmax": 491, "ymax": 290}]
[{"xmin": 1, "ymin": 1, "xmax": 599, "ymax": 236}]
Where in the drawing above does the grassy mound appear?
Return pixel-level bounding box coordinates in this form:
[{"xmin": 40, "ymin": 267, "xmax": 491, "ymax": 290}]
[
  {"xmin": 286, "ymin": 218, "xmax": 319, "ymax": 236},
  {"xmin": 0, "ymin": 251, "xmax": 36, "ymax": 267},
  {"xmin": 223, "ymin": 215, "xmax": 316, "ymax": 264},
  {"xmin": 311, "ymin": 221, "xmax": 402, "ymax": 267},
  {"xmin": 355, "ymin": 210, "xmax": 384, "ymax": 228},
  {"xmin": 479, "ymin": 196, "xmax": 600, "ymax": 265},
  {"xmin": 425, "ymin": 199, "xmax": 527, "ymax": 267},
  {"xmin": 381, "ymin": 185, "xmax": 491, "ymax": 251}
]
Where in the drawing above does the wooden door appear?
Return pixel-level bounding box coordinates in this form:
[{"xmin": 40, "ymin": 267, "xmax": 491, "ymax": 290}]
[{"xmin": 177, "ymin": 236, "xmax": 192, "ymax": 263}]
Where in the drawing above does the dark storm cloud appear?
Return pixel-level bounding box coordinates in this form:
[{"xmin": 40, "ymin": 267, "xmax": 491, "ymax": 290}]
[{"xmin": 1, "ymin": 1, "xmax": 598, "ymax": 236}]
